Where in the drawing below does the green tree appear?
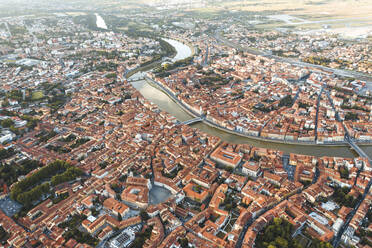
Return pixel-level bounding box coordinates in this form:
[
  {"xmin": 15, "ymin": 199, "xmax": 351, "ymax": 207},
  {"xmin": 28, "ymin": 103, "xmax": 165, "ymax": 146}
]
[
  {"xmin": 279, "ymin": 95, "xmax": 293, "ymax": 107},
  {"xmin": 0, "ymin": 226, "xmax": 8, "ymax": 242},
  {"xmin": 140, "ymin": 210, "xmax": 150, "ymax": 221},
  {"xmin": 0, "ymin": 148, "xmax": 15, "ymax": 160},
  {"xmin": 255, "ymin": 218, "xmax": 302, "ymax": 248},
  {"xmin": 10, "ymin": 160, "xmax": 81, "ymax": 204},
  {"xmin": 339, "ymin": 166, "xmax": 349, "ymax": 179},
  {"xmin": 179, "ymin": 238, "xmax": 189, "ymax": 248},
  {"xmin": 1, "ymin": 118, "xmax": 14, "ymax": 128}
]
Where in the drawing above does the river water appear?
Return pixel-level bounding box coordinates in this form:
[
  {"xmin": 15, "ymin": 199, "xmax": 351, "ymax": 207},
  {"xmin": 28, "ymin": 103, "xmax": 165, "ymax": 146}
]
[
  {"xmin": 162, "ymin": 38, "xmax": 192, "ymax": 62},
  {"xmin": 130, "ymin": 39, "xmax": 372, "ymax": 158},
  {"xmin": 95, "ymin": 13, "xmax": 108, "ymax": 30}
]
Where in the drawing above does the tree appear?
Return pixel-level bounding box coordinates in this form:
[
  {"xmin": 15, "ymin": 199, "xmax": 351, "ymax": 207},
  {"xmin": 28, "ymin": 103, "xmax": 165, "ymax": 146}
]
[
  {"xmin": 332, "ymin": 186, "xmax": 359, "ymax": 208},
  {"xmin": 91, "ymin": 208, "xmax": 99, "ymax": 217},
  {"xmin": 116, "ymin": 193, "xmax": 121, "ymax": 201},
  {"xmin": 0, "ymin": 147, "xmax": 15, "ymax": 160},
  {"xmin": 179, "ymin": 238, "xmax": 189, "ymax": 248},
  {"xmin": 345, "ymin": 112, "xmax": 358, "ymax": 121},
  {"xmin": 339, "ymin": 166, "xmax": 349, "ymax": 179},
  {"xmin": 310, "ymin": 239, "xmax": 334, "ymax": 248},
  {"xmin": 279, "ymin": 95, "xmax": 293, "ymax": 107},
  {"xmin": 255, "ymin": 218, "xmax": 302, "ymax": 248},
  {"xmin": 105, "ymin": 73, "xmax": 117, "ymax": 79},
  {"xmin": 59, "ymin": 214, "xmax": 98, "ymax": 247},
  {"xmin": 163, "ymin": 63, "xmax": 170, "ymax": 71},
  {"xmin": 10, "ymin": 160, "xmax": 81, "ymax": 204},
  {"xmin": 51, "ymin": 167, "xmax": 83, "ymax": 186},
  {"xmin": 119, "ymin": 174, "xmax": 127, "ymax": 182},
  {"xmin": 1, "ymin": 118, "xmax": 14, "ymax": 128},
  {"xmin": 110, "ymin": 183, "xmax": 121, "ymax": 193},
  {"xmin": 1, "ymin": 99, "xmax": 9, "ymax": 107},
  {"xmin": 274, "ymin": 236, "xmax": 288, "ymax": 247},
  {"xmin": 0, "ymin": 226, "xmax": 9, "ymax": 242},
  {"xmin": 274, "ymin": 217, "xmax": 282, "ymax": 226},
  {"xmin": 140, "ymin": 210, "xmax": 150, "ymax": 221},
  {"xmin": 118, "ymin": 213, "xmax": 122, "ymax": 221},
  {"xmin": 132, "ymin": 226, "xmax": 153, "ymax": 248}
]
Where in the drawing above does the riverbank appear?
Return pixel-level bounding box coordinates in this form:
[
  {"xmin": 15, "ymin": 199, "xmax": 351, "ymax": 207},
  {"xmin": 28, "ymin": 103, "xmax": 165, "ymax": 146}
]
[
  {"xmin": 146, "ymin": 75, "xmax": 372, "ymax": 148},
  {"xmin": 165, "ymin": 37, "xmax": 197, "ymax": 57},
  {"xmin": 128, "ymin": 38, "xmax": 372, "ymax": 157},
  {"xmin": 125, "ymin": 38, "xmax": 194, "ymax": 79}
]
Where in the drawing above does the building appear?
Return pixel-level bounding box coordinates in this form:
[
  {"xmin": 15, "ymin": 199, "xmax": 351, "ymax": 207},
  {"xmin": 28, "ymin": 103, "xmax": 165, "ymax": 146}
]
[
  {"xmin": 103, "ymin": 198, "xmax": 129, "ymax": 217},
  {"xmin": 210, "ymin": 145, "xmax": 242, "ymax": 168},
  {"xmin": 242, "ymin": 161, "xmax": 261, "ymax": 178}
]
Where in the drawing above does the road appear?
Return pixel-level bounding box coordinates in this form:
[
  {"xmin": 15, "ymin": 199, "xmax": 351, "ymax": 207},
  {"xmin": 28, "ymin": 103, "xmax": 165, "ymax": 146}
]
[
  {"xmin": 332, "ymin": 135, "xmax": 372, "ymax": 247},
  {"xmin": 4, "ymin": 22, "xmax": 11, "ymax": 37},
  {"xmin": 202, "ymin": 44, "xmax": 209, "ymax": 66},
  {"xmin": 321, "ymin": 83, "xmax": 372, "ymax": 247},
  {"xmin": 314, "ymin": 86, "xmax": 325, "ymax": 141},
  {"xmin": 235, "ymin": 177, "xmax": 306, "ymax": 247},
  {"xmin": 332, "ymin": 176, "xmax": 372, "ymax": 247}
]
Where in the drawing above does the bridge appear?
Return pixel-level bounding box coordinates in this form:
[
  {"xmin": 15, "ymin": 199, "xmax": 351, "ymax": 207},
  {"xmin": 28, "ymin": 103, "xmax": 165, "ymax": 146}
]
[
  {"xmin": 126, "ymin": 77, "xmax": 145, "ymax": 82},
  {"xmin": 180, "ymin": 117, "xmax": 203, "ymax": 125},
  {"xmin": 346, "ymin": 136, "xmax": 371, "ymax": 162}
]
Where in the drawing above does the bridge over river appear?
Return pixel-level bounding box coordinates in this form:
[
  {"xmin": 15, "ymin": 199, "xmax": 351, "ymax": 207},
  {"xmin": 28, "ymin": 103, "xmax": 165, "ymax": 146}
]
[
  {"xmin": 179, "ymin": 117, "xmax": 203, "ymax": 126},
  {"xmin": 347, "ymin": 137, "xmax": 372, "ymax": 163}
]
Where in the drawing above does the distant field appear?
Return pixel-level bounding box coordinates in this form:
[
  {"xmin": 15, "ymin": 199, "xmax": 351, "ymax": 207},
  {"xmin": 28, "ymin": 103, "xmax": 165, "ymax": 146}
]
[
  {"xmin": 212, "ymin": 0, "xmax": 372, "ymax": 19},
  {"xmin": 176, "ymin": 0, "xmax": 372, "ymax": 36},
  {"xmin": 65, "ymin": 12, "xmax": 87, "ymax": 16},
  {"xmin": 181, "ymin": 0, "xmax": 372, "ymax": 27}
]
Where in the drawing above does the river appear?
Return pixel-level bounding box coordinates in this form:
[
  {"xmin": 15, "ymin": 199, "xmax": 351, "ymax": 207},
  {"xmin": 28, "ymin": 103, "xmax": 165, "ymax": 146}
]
[
  {"xmin": 129, "ymin": 39, "xmax": 372, "ymax": 158},
  {"xmin": 162, "ymin": 38, "xmax": 192, "ymax": 62},
  {"xmin": 95, "ymin": 13, "xmax": 108, "ymax": 30}
]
